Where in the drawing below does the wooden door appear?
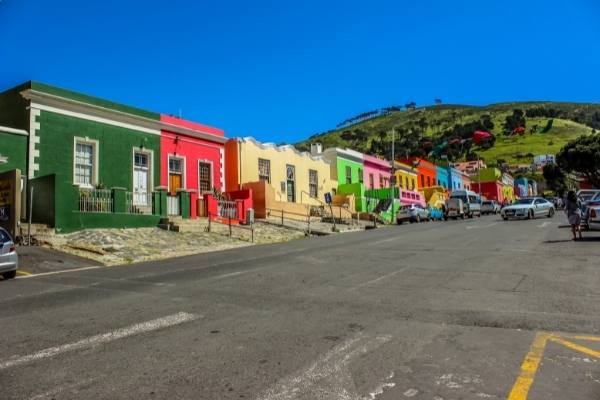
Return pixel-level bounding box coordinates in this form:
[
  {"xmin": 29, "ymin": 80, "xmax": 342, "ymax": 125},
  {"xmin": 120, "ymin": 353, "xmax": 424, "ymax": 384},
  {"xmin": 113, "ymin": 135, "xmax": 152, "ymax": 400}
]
[{"xmin": 169, "ymin": 174, "xmax": 182, "ymax": 196}]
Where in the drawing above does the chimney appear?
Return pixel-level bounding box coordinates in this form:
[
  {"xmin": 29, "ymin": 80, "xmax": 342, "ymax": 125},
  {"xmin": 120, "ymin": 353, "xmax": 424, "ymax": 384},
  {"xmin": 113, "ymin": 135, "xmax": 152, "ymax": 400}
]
[{"xmin": 310, "ymin": 142, "xmax": 323, "ymax": 156}]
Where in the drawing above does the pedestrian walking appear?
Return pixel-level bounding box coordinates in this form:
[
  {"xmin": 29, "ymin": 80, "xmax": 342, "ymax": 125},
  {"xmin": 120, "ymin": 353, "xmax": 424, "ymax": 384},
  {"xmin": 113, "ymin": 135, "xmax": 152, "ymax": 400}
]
[{"xmin": 565, "ymin": 190, "xmax": 583, "ymax": 241}]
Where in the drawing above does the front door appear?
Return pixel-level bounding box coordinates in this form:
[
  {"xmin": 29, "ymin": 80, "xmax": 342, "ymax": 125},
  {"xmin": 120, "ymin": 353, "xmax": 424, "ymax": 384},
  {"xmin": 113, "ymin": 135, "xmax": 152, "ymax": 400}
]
[
  {"xmin": 168, "ymin": 157, "xmax": 183, "ymax": 195},
  {"xmin": 286, "ymin": 165, "xmax": 295, "ymax": 203},
  {"xmin": 133, "ymin": 152, "xmax": 149, "ymax": 206}
]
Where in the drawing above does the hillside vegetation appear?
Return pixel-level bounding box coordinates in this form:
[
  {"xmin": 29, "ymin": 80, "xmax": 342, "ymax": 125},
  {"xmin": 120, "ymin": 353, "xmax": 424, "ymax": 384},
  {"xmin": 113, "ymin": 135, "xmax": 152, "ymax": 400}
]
[{"xmin": 296, "ymin": 102, "xmax": 600, "ymax": 166}]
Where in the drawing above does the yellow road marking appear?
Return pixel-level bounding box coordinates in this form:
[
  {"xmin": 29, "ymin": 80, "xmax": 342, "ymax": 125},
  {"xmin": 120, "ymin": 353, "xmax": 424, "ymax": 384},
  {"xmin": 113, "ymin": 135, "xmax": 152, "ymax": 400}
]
[
  {"xmin": 16, "ymin": 270, "xmax": 32, "ymax": 276},
  {"xmin": 507, "ymin": 332, "xmax": 551, "ymax": 400},
  {"xmin": 508, "ymin": 332, "xmax": 600, "ymax": 400},
  {"xmin": 549, "ymin": 337, "xmax": 600, "ymax": 359}
]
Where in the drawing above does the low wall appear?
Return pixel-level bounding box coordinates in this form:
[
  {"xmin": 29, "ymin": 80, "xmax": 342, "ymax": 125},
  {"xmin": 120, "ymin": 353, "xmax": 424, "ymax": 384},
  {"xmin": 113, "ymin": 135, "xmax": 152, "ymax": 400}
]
[{"xmin": 60, "ymin": 212, "xmax": 162, "ymax": 234}]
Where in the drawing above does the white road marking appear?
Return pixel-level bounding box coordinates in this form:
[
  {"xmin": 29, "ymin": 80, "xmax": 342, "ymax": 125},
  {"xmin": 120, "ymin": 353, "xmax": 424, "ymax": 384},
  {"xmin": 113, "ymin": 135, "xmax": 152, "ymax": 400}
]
[
  {"xmin": 364, "ymin": 372, "xmax": 395, "ymax": 399},
  {"xmin": 256, "ymin": 333, "xmax": 391, "ymax": 400},
  {"xmin": 16, "ymin": 265, "xmax": 102, "ymax": 279},
  {"xmin": 537, "ymin": 221, "xmax": 557, "ymax": 228},
  {"xmin": 465, "ymin": 223, "xmax": 498, "ymax": 230},
  {"xmin": 0, "ymin": 312, "xmax": 198, "ymax": 370},
  {"xmin": 348, "ymin": 267, "xmax": 411, "ymax": 291},
  {"xmin": 211, "ymin": 267, "xmax": 266, "ymax": 280}
]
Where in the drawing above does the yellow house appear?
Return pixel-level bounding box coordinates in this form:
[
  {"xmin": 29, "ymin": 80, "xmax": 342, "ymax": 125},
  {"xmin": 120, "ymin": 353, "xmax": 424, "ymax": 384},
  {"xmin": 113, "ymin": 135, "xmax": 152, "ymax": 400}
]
[
  {"xmin": 394, "ymin": 161, "xmax": 418, "ymax": 191},
  {"xmin": 225, "ymin": 138, "xmax": 338, "ymax": 218}
]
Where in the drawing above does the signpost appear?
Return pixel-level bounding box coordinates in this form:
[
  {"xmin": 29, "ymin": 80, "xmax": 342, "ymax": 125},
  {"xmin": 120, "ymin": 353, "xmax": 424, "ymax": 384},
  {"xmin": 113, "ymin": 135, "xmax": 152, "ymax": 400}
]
[{"xmin": 324, "ymin": 192, "xmax": 336, "ymax": 231}]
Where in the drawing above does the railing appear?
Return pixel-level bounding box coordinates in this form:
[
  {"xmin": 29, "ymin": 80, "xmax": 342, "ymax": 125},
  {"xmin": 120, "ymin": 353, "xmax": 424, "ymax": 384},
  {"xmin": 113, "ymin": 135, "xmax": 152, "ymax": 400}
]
[
  {"xmin": 79, "ymin": 188, "xmax": 114, "ymax": 213},
  {"xmin": 167, "ymin": 195, "xmax": 180, "ymax": 215},
  {"xmin": 207, "ymin": 211, "xmax": 254, "ymax": 243},
  {"xmin": 126, "ymin": 192, "xmax": 153, "ymax": 214},
  {"xmin": 217, "ymin": 199, "xmax": 238, "ymax": 219}
]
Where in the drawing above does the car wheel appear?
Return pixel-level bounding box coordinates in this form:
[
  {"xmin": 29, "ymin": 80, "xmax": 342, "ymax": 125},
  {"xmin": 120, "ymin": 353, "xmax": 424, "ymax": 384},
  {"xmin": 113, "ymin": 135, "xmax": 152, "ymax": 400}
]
[
  {"xmin": 2, "ymin": 270, "xmax": 16, "ymax": 280},
  {"xmin": 416, "ymin": 215, "xmax": 421, "ymax": 223},
  {"xmin": 528, "ymin": 210, "xmax": 534, "ymax": 219},
  {"xmin": 460, "ymin": 214, "xmax": 464, "ymax": 220},
  {"xmin": 397, "ymin": 220, "xmax": 403, "ymax": 225},
  {"xmin": 503, "ymin": 217, "xmax": 508, "ymax": 221},
  {"xmin": 548, "ymin": 208, "xmax": 554, "ymax": 218}
]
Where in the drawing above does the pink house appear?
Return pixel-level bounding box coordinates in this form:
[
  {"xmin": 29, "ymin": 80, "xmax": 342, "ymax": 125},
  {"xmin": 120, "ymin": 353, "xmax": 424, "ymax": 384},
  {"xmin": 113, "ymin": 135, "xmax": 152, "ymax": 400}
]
[
  {"xmin": 363, "ymin": 154, "xmax": 391, "ymax": 190},
  {"xmin": 160, "ymin": 115, "xmax": 227, "ymax": 218}
]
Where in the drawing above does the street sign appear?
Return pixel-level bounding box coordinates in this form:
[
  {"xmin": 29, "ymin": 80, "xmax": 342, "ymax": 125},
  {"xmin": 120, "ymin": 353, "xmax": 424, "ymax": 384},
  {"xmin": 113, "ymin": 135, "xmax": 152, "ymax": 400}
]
[{"xmin": 324, "ymin": 192, "xmax": 332, "ymax": 204}]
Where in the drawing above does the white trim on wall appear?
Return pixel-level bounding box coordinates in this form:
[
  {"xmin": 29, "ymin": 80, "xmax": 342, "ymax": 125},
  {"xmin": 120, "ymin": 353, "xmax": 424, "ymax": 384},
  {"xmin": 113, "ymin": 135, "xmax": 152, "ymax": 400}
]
[{"xmin": 31, "ymin": 103, "xmax": 160, "ymax": 136}]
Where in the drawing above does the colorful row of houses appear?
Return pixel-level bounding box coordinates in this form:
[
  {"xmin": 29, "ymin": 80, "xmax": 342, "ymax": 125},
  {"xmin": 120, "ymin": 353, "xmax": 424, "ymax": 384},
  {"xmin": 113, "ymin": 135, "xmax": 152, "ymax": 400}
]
[{"xmin": 0, "ymin": 81, "xmax": 520, "ymax": 234}]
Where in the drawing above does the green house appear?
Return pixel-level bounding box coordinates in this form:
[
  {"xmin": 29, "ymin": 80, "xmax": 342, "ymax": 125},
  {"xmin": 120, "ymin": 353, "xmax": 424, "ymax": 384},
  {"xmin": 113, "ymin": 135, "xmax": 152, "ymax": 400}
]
[
  {"xmin": 319, "ymin": 147, "xmax": 369, "ymax": 212},
  {"xmin": 0, "ymin": 81, "xmax": 173, "ymax": 233}
]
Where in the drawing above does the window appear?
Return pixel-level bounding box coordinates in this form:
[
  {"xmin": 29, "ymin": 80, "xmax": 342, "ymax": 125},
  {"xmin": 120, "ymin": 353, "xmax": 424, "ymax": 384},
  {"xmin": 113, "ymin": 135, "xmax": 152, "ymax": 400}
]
[
  {"xmin": 258, "ymin": 158, "xmax": 271, "ymax": 183},
  {"xmin": 420, "ymin": 175, "xmax": 425, "ymax": 187},
  {"xmin": 169, "ymin": 158, "xmax": 183, "ymax": 174},
  {"xmin": 358, "ymin": 168, "xmax": 363, "ymax": 184},
  {"xmin": 379, "ymin": 175, "xmax": 384, "ymax": 188},
  {"xmin": 369, "ymin": 174, "xmax": 374, "ymax": 189},
  {"xmin": 309, "ymin": 169, "xmax": 318, "ymax": 198},
  {"xmin": 345, "ymin": 166, "xmax": 352, "ymax": 184},
  {"xmin": 74, "ymin": 140, "xmax": 96, "ymax": 187},
  {"xmin": 199, "ymin": 162, "xmax": 212, "ymax": 193},
  {"xmin": 427, "ymin": 177, "xmax": 431, "ymax": 187}
]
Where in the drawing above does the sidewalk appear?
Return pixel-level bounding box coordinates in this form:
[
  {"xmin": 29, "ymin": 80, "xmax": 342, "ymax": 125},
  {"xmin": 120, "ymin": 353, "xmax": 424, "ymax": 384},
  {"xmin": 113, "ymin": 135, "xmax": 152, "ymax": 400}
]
[{"xmin": 40, "ymin": 221, "xmax": 306, "ymax": 266}]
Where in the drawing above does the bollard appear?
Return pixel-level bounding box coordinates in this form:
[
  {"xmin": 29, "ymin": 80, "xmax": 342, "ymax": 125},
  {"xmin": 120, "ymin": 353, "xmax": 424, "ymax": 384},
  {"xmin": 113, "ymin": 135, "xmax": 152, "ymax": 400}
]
[
  {"xmin": 251, "ymin": 224, "xmax": 254, "ymax": 243},
  {"xmin": 281, "ymin": 209, "xmax": 284, "ymax": 225},
  {"xmin": 229, "ymin": 216, "xmax": 232, "ymax": 237},
  {"xmin": 208, "ymin": 214, "xmax": 211, "ymax": 232}
]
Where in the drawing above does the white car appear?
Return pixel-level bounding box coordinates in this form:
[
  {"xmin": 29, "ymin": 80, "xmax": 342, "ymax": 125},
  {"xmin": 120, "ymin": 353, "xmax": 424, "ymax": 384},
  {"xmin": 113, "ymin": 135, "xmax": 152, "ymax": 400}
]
[
  {"xmin": 481, "ymin": 200, "xmax": 500, "ymax": 215},
  {"xmin": 587, "ymin": 205, "xmax": 600, "ymax": 229},
  {"xmin": 0, "ymin": 228, "xmax": 18, "ymax": 280},
  {"xmin": 397, "ymin": 204, "xmax": 430, "ymax": 224},
  {"xmin": 501, "ymin": 197, "xmax": 555, "ymax": 220}
]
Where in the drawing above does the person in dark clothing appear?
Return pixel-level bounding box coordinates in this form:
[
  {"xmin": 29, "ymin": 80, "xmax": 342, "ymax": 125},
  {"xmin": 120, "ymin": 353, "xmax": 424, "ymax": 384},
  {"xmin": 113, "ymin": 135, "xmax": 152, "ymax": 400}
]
[{"xmin": 565, "ymin": 190, "xmax": 582, "ymax": 240}]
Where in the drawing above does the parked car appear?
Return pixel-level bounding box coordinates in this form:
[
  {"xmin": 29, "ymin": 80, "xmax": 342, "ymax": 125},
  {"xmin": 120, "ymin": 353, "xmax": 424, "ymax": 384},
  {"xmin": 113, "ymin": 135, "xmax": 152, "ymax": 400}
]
[
  {"xmin": 580, "ymin": 192, "xmax": 600, "ymax": 231},
  {"xmin": 397, "ymin": 204, "xmax": 430, "ymax": 224},
  {"xmin": 587, "ymin": 205, "xmax": 600, "ymax": 230},
  {"xmin": 501, "ymin": 197, "xmax": 555, "ymax": 220},
  {"xmin": 445, "ymin": 198, "xmax": 466, "ymax": 220},
  {"xmin": 0, "ymin": 228, "xmax": 18, "ymax": 280},
  {"xmin": 428, "ymin": 207, "xmax": 444, "ymax": 221},
  {"xmin": 577, "ymin": 189, "xmax": 600, "ymax": 202},
  {"xmin": 449, "ymin": 189, "xmax": 481, "ymax": 218},
  {"xmin": 481, "ymin": 200, "xmax": 500, "ymax": 215}
]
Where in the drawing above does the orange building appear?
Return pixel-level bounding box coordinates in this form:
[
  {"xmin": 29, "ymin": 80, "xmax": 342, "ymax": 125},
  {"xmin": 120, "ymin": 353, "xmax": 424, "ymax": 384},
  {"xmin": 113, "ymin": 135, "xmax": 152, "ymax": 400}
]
[{"xmin": 400, "ymin": 157, "xmax": 437, "ymax": 189}]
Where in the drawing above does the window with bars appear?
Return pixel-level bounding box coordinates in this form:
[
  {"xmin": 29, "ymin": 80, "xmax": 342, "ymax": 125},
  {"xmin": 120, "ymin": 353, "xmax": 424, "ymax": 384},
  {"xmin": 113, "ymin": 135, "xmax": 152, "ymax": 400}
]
[
  {"xmin": 199, "ymin": 162, "xmax": 212, "ymax": 192},
  {"xmin": 309, "ymin": 169, "xmax": 318, "ymax": 198},
  {"xmin": 369, "ymin": 174, "xmax": 374, "ymax": 189},
  {"xmin": 379, "ymin": 175, "xmax": 384, "ymax": 188},
  {"xmin": 258, "ymin": 158, "xmax": 271, "ymax": 183},
  {"xmin": 358, "ymin": 168, "xmax": 363, "ymax": 184},
  {"xmin": 169, "ymin": 158, "xmax": 183, "ymax": 174},
  {"xmin": 345, "ymin": 166, "xmax": 352, "ymax": 184},
  {"xmin": 74, "ymin": 142, "xmax": 95, "ymax": 186}
]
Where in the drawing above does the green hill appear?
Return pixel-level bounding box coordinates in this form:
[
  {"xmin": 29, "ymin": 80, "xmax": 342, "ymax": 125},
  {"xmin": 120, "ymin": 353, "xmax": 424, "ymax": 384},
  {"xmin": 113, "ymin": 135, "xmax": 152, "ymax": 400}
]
[{"xmin": 296, "ymin": 102, "xmax": 600, "ymax": 167}]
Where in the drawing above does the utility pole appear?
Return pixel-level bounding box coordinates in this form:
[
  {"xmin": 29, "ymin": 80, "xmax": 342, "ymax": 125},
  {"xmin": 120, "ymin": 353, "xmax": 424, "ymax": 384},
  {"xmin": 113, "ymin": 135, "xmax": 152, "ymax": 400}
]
[
  {"xmin": 477, "ymin": 155, "xmax": 482, "ymax": 198},
  {"xmin": 390, "ymin": 128, "xmax": 396, "ymax": 224}
]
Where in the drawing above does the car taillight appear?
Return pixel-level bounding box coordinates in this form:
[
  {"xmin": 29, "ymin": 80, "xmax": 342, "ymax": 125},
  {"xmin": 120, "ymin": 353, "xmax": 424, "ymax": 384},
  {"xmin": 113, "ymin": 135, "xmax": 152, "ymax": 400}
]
[
  {"xmin": 592, "ymin": 209, "xmax": 597, "ymax": 218},
  {"xmin": 9, "ymin": 245, "xmax": 16, "ymax": 253}
]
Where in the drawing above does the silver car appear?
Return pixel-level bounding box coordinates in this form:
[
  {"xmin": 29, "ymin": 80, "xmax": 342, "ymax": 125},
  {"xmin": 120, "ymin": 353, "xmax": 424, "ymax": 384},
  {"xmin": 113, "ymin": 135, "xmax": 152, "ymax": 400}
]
[
  {"xmin": 481, "ymin": 200, "xmax": 500, "ymax": 215},
  {"xmin": 0, "ymin": 228, "xmax": 18, "ymax": 280},
  {"xmin": 397, "ymin": 204, "xmax": 430, "ymax": 224},
  {"xmin": 501, "ymin": 197, "xmax": 555, "ymax": 220}
]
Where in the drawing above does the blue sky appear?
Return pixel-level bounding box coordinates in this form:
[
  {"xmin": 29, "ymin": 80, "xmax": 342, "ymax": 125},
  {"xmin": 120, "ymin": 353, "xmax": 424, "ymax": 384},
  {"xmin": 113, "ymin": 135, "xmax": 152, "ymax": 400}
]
[{"xmin": 1, "ymin": 0, "xmax": 599, "ymax": 143}]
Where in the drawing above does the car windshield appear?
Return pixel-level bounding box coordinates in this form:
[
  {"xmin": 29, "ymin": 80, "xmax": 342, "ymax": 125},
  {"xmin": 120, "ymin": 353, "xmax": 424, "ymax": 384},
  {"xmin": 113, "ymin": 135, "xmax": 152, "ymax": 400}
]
[
  {"xmin": 451, "ymin": 195, "xmax": 468, "ymax": 203},
  {"xmin": 0, "ymin": 229, "xmax": 11, "ymax": 243},
  {"xmin": 515, "ymin": 199, "xmax": 534, "ymax": 205},
  {"xmin": 482, "ymin": 201, "xmax": 492, "ymax": 205}
]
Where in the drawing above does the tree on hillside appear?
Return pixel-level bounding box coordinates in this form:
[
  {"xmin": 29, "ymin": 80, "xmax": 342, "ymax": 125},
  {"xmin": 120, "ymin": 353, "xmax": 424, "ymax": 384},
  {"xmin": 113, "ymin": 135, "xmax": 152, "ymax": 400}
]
[
  {"xmin": 556, "ymin": 134, "xmax": 600, "ymax": 188},
  {"xmin": 503, "ymin": 109, "xmax": 527, "ymax": 134},
  {"xmin": 542, "ymin": 163, "xmax": 568, "ymax": 196},
  {"xmin": 434, "ymin": 98, "xmax": 442, "ymax": 105}
]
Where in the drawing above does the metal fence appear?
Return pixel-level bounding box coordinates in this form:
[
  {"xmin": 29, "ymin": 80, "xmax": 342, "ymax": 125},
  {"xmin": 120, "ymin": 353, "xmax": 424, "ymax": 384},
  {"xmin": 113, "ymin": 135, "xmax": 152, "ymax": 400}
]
[
  {"xmin": 126, "ymin": 192, "xmax": 153, "ymax": 214},
  {"xmin": 167, "ymin": 195, "xmax": 180, "ymax": 216},
  {"xmin": 217, "ymin": 199, "xmax": 238, "ymax": 219},
  {"xmin": 79, "ymin": 188, "xmax": 114, "ymax": 213}
]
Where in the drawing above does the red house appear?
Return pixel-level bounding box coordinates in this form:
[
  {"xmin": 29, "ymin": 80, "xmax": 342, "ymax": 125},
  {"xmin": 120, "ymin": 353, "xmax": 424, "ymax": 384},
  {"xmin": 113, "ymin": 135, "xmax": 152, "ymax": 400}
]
[
  {"xmin": 160, "ymin": 115, "xmax": 227, "ymax": 218},
  {"xmin": 401, "ymin": 157, "xmax": 437, "ymax": 189}
]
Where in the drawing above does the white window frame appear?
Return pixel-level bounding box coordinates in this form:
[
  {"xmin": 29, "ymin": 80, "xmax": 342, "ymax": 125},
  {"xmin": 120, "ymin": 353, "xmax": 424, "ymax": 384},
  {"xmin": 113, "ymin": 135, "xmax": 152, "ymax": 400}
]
[
  {"xmin": 168, "ymin": 154, "xmax": 186, "ymax": 192},
  {"xmin": 197, "ymin": 159, "xmax": 214, "ymax": 194},
  {"xmin": 132, "ymin": 147, "xmax": 154, "ymax": 193},
  {"xmin": 73, "ymin": 137, "xmax": 99, "ymax": 188},
  {"xmin": 308, "ymin": 169, "xmax": 318, "ymax": 198},
  {"xmin": 258, "ymin": 158, "xmax": 271, "ymax": 183}
]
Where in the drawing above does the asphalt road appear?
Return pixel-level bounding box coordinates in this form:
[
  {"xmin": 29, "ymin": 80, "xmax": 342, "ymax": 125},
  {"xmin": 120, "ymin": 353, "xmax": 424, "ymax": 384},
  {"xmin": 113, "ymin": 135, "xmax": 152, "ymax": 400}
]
[{"xmin": 1, "ymin": 215, "xmax": 600, "ymax": 400}]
